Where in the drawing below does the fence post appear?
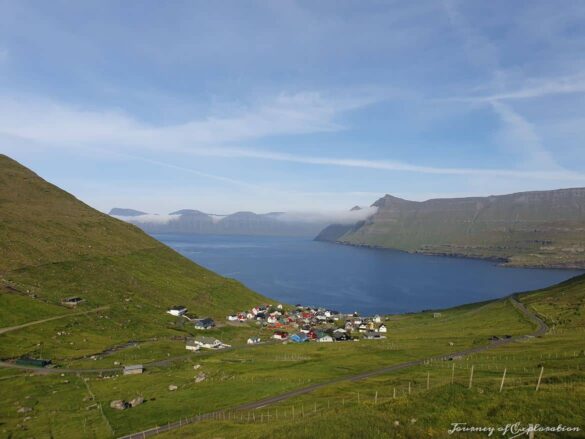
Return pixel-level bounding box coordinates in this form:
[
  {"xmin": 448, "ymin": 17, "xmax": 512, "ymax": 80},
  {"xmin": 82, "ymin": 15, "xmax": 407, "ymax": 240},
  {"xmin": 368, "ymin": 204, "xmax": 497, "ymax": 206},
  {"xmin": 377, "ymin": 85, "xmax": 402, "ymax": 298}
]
[
  {"xmin": 536, "ymin": 366, "xmax": 544, "ymax": 392},
  {"xmin": 427, "ymin": 372, "xmax": 430, "ymax": 390},
  {"xmin": 451, "ymin": 363, "xmax": 455, "ymax": 385},
  {"xmin": 499, "ymin": 368, "xmax": 507, "ymax": 393},
  {"xmin": 408, "ymin": 382, "xmax": 411, "ymax": 395},
  {"xmin": 468, "ymin": 365, "xmax": 474, "ymax": 389},
  {"xmin": 374, "ymin": 391, "xmax": 378, "ymax": 404}
]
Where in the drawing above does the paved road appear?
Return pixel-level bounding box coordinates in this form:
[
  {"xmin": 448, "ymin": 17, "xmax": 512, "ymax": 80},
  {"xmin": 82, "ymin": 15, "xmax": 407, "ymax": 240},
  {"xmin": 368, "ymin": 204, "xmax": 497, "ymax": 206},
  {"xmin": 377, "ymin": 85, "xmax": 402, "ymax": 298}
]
[{"xmin": 118, "ymin": 297, "xmax": 548, "ymax": 439}]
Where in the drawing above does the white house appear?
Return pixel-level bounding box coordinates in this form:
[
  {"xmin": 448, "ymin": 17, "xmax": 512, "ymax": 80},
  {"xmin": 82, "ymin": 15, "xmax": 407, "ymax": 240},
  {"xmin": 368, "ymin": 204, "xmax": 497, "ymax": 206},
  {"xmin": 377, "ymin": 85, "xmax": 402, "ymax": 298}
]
[
  {"xmin": 378, "ymin": 324, "xmax": 387, "ymax": 333},
  {"xmin": 247, "ymin": 336, "xmax": 261, "ymax": 345},
  {"xmin": 193, "ymin": 336, "xmax": 228, "ymax": 349},
  {"xmin": 373, "ymin": 315, "xmax": 382, "ymax": 323},
  {"xmin": 277, "ymin": 304, "xmax": 283, "ymax": 310},
  {"xmin": 227, "ymin": 315, "xmax": 238, "ymax": 321},
  {"xmin": 317, "ymin": 335, "xmax": 334, "ymax": 343},
  {"xmin": 167, "ymin": 306, "xmax": 187, "ymax": 317},
  {"xmin": 267, "ymin": 315, "xmax": 278, "ymax": 324}
]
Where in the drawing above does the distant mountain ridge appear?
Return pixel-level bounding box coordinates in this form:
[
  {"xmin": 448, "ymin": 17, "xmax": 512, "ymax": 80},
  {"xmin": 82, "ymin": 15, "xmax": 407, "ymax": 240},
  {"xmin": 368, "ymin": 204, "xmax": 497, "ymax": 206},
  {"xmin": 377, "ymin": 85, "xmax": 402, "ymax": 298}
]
[
  {"xmin": 110, "ymin": 208, "xmax": 327, "ymax": 237},
  {"xmin": 316, "ymin": 188, "xmax": 585, "ymax": 269}
]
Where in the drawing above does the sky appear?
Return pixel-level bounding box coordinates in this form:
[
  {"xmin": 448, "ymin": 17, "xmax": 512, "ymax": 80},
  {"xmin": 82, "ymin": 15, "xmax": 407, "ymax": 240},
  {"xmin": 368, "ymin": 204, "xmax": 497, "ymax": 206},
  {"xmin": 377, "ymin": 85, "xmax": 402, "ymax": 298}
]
[{"xmin": 2, "ymin": 0, "xmax": 585, "ymax": 215}]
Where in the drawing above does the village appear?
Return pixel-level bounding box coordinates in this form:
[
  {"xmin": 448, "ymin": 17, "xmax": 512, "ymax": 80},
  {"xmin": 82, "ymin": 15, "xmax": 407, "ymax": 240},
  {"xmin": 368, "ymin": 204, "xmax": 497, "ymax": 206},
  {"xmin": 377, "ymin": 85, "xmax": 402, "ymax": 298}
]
[{"xmin": 167, "ymin": 302, "xmax": 388, "ymax": 353}]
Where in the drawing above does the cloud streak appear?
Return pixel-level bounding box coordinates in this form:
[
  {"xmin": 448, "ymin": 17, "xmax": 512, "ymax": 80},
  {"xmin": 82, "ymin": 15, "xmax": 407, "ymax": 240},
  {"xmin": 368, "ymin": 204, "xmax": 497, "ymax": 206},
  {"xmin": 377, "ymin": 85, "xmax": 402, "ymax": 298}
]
[
  {"xmin": 449, "ymin": 74, "xmax": 585, "ymax": 103},
  {"xmin": 3, "ymin": 88, "xmax": 585, "ymax": 188}
]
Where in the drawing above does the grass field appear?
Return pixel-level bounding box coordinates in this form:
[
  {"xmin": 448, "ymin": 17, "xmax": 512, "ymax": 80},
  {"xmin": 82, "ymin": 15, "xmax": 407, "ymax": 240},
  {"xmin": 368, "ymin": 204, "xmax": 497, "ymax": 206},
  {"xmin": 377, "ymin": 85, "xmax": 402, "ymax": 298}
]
[
  {"xmin": 2, "ymin": 286, "xmax": 576, "ymax": 438},
  {"xmin": 150, "ymin": 276, "xmax": 585, "ymax": 439}
]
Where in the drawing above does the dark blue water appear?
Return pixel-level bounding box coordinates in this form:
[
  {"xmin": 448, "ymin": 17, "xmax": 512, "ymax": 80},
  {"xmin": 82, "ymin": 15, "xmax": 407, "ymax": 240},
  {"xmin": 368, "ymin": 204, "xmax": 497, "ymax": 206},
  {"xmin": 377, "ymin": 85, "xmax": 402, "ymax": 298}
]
[{"xmin": 155, "ymin": 234, "xmax": 583, "ymax": 315}]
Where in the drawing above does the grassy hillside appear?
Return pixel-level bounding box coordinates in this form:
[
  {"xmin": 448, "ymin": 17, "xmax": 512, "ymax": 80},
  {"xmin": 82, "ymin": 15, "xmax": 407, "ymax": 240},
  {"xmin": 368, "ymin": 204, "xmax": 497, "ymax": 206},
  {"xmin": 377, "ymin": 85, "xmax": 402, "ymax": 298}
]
[
  {"xmin": 317, "ymin": 190, "xmax": 585, "ymax": 268},
  {"xmin": 0, "ymin": 154, "xmax": 268, "ymax": 359}
]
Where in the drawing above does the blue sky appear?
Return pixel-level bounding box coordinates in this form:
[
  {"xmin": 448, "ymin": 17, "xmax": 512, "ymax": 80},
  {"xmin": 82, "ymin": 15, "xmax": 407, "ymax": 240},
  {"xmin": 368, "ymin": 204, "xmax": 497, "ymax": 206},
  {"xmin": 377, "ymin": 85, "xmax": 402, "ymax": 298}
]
[{"xmin": 2, "ymin": 0, "xmax": 585, "ymax": 214}]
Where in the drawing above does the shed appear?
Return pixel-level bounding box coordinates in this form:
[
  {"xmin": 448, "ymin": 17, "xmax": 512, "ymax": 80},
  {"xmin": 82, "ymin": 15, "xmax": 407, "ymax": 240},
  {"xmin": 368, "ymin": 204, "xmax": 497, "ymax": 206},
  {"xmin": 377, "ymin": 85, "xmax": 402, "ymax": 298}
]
[
  {"xmin": 15, "ymin": 357, "xmax": 52, "ymax": 368},
  {"xmin": 61, "ymin": 297, "xmax": 84, "ymax": 307},
  {"xmin": 123, "ymin": 364, "xmax": 144, "ymax": 375},
  {"xmin": 167, "ymin": 306, "xmax": 187, "ymax": 316}
]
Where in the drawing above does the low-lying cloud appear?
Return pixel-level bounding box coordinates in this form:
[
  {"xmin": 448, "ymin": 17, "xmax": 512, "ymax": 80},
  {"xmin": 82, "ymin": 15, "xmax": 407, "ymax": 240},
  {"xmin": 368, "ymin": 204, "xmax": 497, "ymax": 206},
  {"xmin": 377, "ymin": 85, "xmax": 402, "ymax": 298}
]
[
  {"xmin": 275, "ymin": 206, "xmax": 378, "ymax": 225},
  {"xmin": 113, "ymin": 213, "xmax": 182, "ymax": 225}
]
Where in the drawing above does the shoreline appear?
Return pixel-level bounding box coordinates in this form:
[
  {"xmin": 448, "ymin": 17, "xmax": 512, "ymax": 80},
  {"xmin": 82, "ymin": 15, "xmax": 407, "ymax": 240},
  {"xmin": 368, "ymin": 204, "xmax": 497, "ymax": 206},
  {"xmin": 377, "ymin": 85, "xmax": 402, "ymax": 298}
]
[{"xmin": 321, "ymin": 239, "xmax": 585, "ymax": 271}]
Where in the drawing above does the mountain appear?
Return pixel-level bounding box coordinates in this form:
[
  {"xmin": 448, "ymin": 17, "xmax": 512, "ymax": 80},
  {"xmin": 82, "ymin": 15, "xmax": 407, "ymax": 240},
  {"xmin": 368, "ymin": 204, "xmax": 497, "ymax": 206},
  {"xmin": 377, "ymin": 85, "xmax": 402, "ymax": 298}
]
[
  {"xmin": 0, "ymin": 154, "xmax": 268, "ymax": 321},
  {"xmin": 108, "ymin": 207, "xmax": 147, "ymax": 217},
  {"xmin": 111, "ymin": 208, "xmax": 327, "ymax": 237},
  {"xmin": 316, "ymin": 188, "xmax": 585, "ymax": 268}
]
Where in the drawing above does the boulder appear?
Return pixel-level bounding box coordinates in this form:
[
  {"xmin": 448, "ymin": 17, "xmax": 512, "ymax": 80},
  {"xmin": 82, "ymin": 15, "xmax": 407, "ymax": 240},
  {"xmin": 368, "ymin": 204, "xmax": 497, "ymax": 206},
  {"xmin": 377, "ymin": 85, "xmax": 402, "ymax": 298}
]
[
  {"xmin": 17, "ymin": 407, "xmax": 32, "ymax": 414},
  {"xmin": 129, "ymin": 396, "xmax": 144, "ymax": 407},
  {"xmin": 110, "ymin": 400, "xmax": 127, "ymax": 410},
  {"xmin": 194, "ymin": 372, "xmax": 207, "ymax": 383},
  {"xmin": 168, "ymin": 384, "xmax": 178, "ymax": 391}
]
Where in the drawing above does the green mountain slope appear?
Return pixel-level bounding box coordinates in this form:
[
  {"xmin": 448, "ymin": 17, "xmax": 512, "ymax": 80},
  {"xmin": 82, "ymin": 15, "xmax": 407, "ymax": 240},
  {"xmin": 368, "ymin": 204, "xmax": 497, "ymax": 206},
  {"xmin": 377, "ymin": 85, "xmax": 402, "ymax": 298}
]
[
  {"xmin": 318, "ymin": 189, "xmax": 585, "ymax": 268},
  {"xmin": 0, "ymin": 154, "xmax": 268, "ymax": 358},
  {"xmin": 0, "ymin": 155, "xmax": 159, "ymax": 272}
]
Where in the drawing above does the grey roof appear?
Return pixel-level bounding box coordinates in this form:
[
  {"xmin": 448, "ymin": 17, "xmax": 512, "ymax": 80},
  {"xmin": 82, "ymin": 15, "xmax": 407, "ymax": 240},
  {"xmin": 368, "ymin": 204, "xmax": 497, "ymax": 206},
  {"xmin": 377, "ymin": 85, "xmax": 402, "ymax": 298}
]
[{"xmin": 195, "ymin": 336, "xmax": 219, "ymax": 344}]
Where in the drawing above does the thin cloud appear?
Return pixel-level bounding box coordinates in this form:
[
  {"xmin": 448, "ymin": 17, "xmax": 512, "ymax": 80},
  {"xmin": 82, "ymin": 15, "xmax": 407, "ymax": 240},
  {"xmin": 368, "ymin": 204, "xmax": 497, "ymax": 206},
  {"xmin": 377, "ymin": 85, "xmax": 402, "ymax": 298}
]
[
  {"xmin": 489, "ymin": 101, "xmax": 559, "ymax": 170},
  {"xmin": 0, "ymin": 90, "xmax": 381, "ymax": 147},
  {"xmin": 449, "ymin": 75, "xmax": 585, "ymax": 103},
  {"xmin": 3, "ymin": 91, "xmax": 585, "ymax": 185},
  {"xmin": 205, "ymin": 148, "xmax": 585, "ymax": 182}
]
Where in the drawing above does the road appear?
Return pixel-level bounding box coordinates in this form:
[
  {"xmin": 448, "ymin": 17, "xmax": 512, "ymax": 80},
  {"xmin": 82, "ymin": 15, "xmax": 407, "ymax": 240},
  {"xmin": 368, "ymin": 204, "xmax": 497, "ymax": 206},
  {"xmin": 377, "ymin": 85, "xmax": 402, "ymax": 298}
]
[
  {"xmin": 0, "ymin": 305, "xmax": 110, "ymax": 335},
  {"xmin": 0, "ymin": 306, "xmax": 118, "ymax": 374},
  {"xmin": 118, "ymin": 297, "xmax": 548, "ymax": 439}
]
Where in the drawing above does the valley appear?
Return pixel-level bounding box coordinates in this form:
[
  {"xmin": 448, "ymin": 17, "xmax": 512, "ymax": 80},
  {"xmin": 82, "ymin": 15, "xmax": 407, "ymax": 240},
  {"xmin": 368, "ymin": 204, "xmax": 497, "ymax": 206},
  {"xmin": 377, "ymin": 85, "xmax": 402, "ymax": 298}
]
[{"xmin": 1, "ymin": 155, "xmax": 584, "ymax": 438}]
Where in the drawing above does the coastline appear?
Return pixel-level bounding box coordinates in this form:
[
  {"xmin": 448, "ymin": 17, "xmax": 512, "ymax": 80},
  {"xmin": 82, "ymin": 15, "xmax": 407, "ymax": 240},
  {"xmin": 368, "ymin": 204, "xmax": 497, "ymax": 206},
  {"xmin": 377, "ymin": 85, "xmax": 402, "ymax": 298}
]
[{"xmin": 320, "ymin": 239, "xmax": 585, "ymax": 271}]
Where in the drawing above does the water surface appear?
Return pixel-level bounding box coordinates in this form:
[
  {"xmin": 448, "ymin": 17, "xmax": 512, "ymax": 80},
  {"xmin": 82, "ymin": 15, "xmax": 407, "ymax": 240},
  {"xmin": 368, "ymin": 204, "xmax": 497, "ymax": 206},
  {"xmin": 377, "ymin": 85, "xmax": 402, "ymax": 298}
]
[{"xmin": 155, "ymin": 234, "xmax": 582, "ymax": 315}]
